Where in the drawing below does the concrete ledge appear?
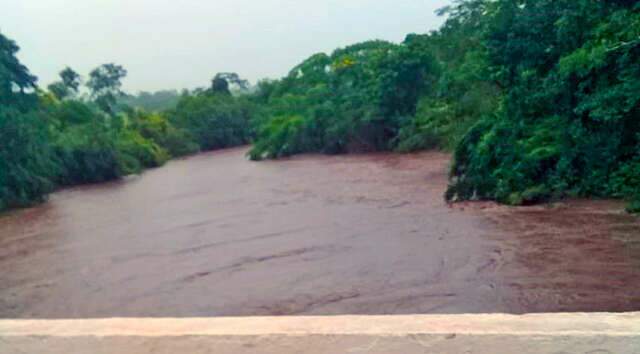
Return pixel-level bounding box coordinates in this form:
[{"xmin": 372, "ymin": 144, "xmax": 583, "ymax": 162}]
[{"xmin": 1, "ymin": 313, "xmax": 639, "ymax": 353}]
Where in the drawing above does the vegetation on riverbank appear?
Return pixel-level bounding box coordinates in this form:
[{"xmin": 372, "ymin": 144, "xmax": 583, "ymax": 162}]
[
  {"xmin": 249, "ymin": 0, "xmax": 640, "ymax": 211},
  {"xmin": 1, "ymin": 0, "xmax": 639, "ymax": 212},
  {"xmin": 445, "ymin": 0, "xmax": 640, "ymax": 213},
  {"xmin": 0, "ymin": 36, "xmax": 254, "ymax": 210}
]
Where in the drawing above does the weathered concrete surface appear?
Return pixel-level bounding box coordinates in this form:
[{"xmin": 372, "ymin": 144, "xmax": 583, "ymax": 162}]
[{"xmin": 1, "ymin": 313, "xmax": 639, "ymax": 353}]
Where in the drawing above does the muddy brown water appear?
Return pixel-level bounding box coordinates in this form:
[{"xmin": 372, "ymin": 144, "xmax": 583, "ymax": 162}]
[{"xmin": 0, "ymin": 147, "xmax": 639, "ymax": 318}]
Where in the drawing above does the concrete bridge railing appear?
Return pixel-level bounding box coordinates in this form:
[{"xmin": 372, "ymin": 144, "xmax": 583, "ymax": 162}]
[{"xmin": 1, "ymin": 313, "xmax": 639, "ymax": 353}]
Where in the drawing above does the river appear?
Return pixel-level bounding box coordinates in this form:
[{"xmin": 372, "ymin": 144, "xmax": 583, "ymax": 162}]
[{"xmin": 1, "ymin": 147, "xmax": 638, "ymax": 318}]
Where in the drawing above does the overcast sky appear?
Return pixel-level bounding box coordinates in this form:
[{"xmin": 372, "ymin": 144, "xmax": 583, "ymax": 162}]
[{"xmin": 2, "ymin": 0, "xmax": 450, "ymax": 93}]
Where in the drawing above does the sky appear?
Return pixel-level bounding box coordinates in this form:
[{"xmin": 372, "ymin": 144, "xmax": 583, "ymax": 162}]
[{"xmin": 2, "ymin": 0, "xmax": 450, "ymax": 93}]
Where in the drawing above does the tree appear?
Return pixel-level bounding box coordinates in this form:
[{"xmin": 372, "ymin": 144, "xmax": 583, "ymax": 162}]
[
  {"xmin": 60, "ymin": 67, "xmax": 81, "ymax": 92},
  {"xmin": 48, "ymin": 67, "xmax": 81, "ymax": 100},
  {"xmin": 87, "ymin": 63, "xmax": 127, "ymax": 114},
  {"xmin": 210, "ymin": 72, "xmax": 249, "ymax": 95},
  {"xmin": 0, "ymin": 33, "xmax": 37, "ymax": 106},
  {"xmin": 0, "ymin": 33, "xmax": 56, "ymax": 210}
]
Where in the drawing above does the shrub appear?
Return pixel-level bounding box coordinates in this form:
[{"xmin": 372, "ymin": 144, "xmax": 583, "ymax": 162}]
[{"xmin": 169, "ymin": 93, "xmax": 253, "ymax": 151}]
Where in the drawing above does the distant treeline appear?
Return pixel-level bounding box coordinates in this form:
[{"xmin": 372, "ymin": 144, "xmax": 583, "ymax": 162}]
[
  {"xmin": 1, "ymin": 0, "xmax": 639, "ymax": 212},
  {"xmin": 119, "ymin": 90, "xmax": 182, "ymax": 112}
]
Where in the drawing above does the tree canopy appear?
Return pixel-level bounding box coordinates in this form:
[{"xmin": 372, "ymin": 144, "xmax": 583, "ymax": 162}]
[
  {"xmin": 48, "ymin": 67, "xmax": 81, "ymax": 100},
  {"xmin": 0, "ymin": 33, "xmax": 55, "ymax": 209},
  {"xmin": 87, "ymin": 63, "xmax": 128, "ymax": 114}
]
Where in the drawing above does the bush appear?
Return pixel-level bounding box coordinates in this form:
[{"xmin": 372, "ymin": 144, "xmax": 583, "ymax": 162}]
[
  {"xmin": 169, "ymin": 92, "xmax": 253, "ymax": 151},
  {"xmin": 53, "ymin": 123, "xmax": 122, "ymax": 185},
  {"xmin": 0, "ymin": 108, "xmax": 57, "ymax": 209},
  {"xmin": 51, "ymin": 104, "xmax": 170, "ymax": 185},
  {"xmin": 248, "ymin": 115, "xmax": 309, "ymax": 160},
  {"xmin": 114, "ymin": 129, "xmax": 169, "ymax": 171},
  {"xmin": 127, "ymin": 109, "xmax": 199, "ymax": 157},
  {"xmin": 609, "ymin": 156, "xmax": 640, "ymax": 211}
]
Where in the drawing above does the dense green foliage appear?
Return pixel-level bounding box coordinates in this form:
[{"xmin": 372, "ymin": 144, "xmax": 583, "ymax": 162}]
[
  {"xmin": 248, "ymin": 40, "xmax": 437, "ymax": 159},
  {"xmin": 249, "ymin": 0, "xmax": 640, "ymax": 211},
  {"xmin": 0, "ymin": 32, "xmax": 253, "ymax": 211},
  {"xmin": 167, "ymin": 91, "xmax": 253, "ymax": 151},
  {"xmin": 0, "ymin": 34, "xmax": 56, "ymax": 209},
  {"xmin": 445, "ymin": 0, "xmax": 640, "ymax": 211},
  {"xmin": 248, "ymin": 2, "xmax": 501, "ymax": 160},
  {"xmin": 42, "ymin": 64, "xmax": 177, "ymax": 186},
  {"xmin": 395, "ymin": 3, "xmax": 501, "ymax": 152}
]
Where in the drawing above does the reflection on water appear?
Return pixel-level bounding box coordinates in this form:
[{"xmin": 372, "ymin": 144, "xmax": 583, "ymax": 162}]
[{"xmin": 0, "ymin": 147, "xmax": 638, "ymax": 318}]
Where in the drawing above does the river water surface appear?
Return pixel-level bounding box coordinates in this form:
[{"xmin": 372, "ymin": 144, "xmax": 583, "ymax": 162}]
[{"xmin": 1, "ymin": 147, "xmax": 639, "ymax": 318}]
